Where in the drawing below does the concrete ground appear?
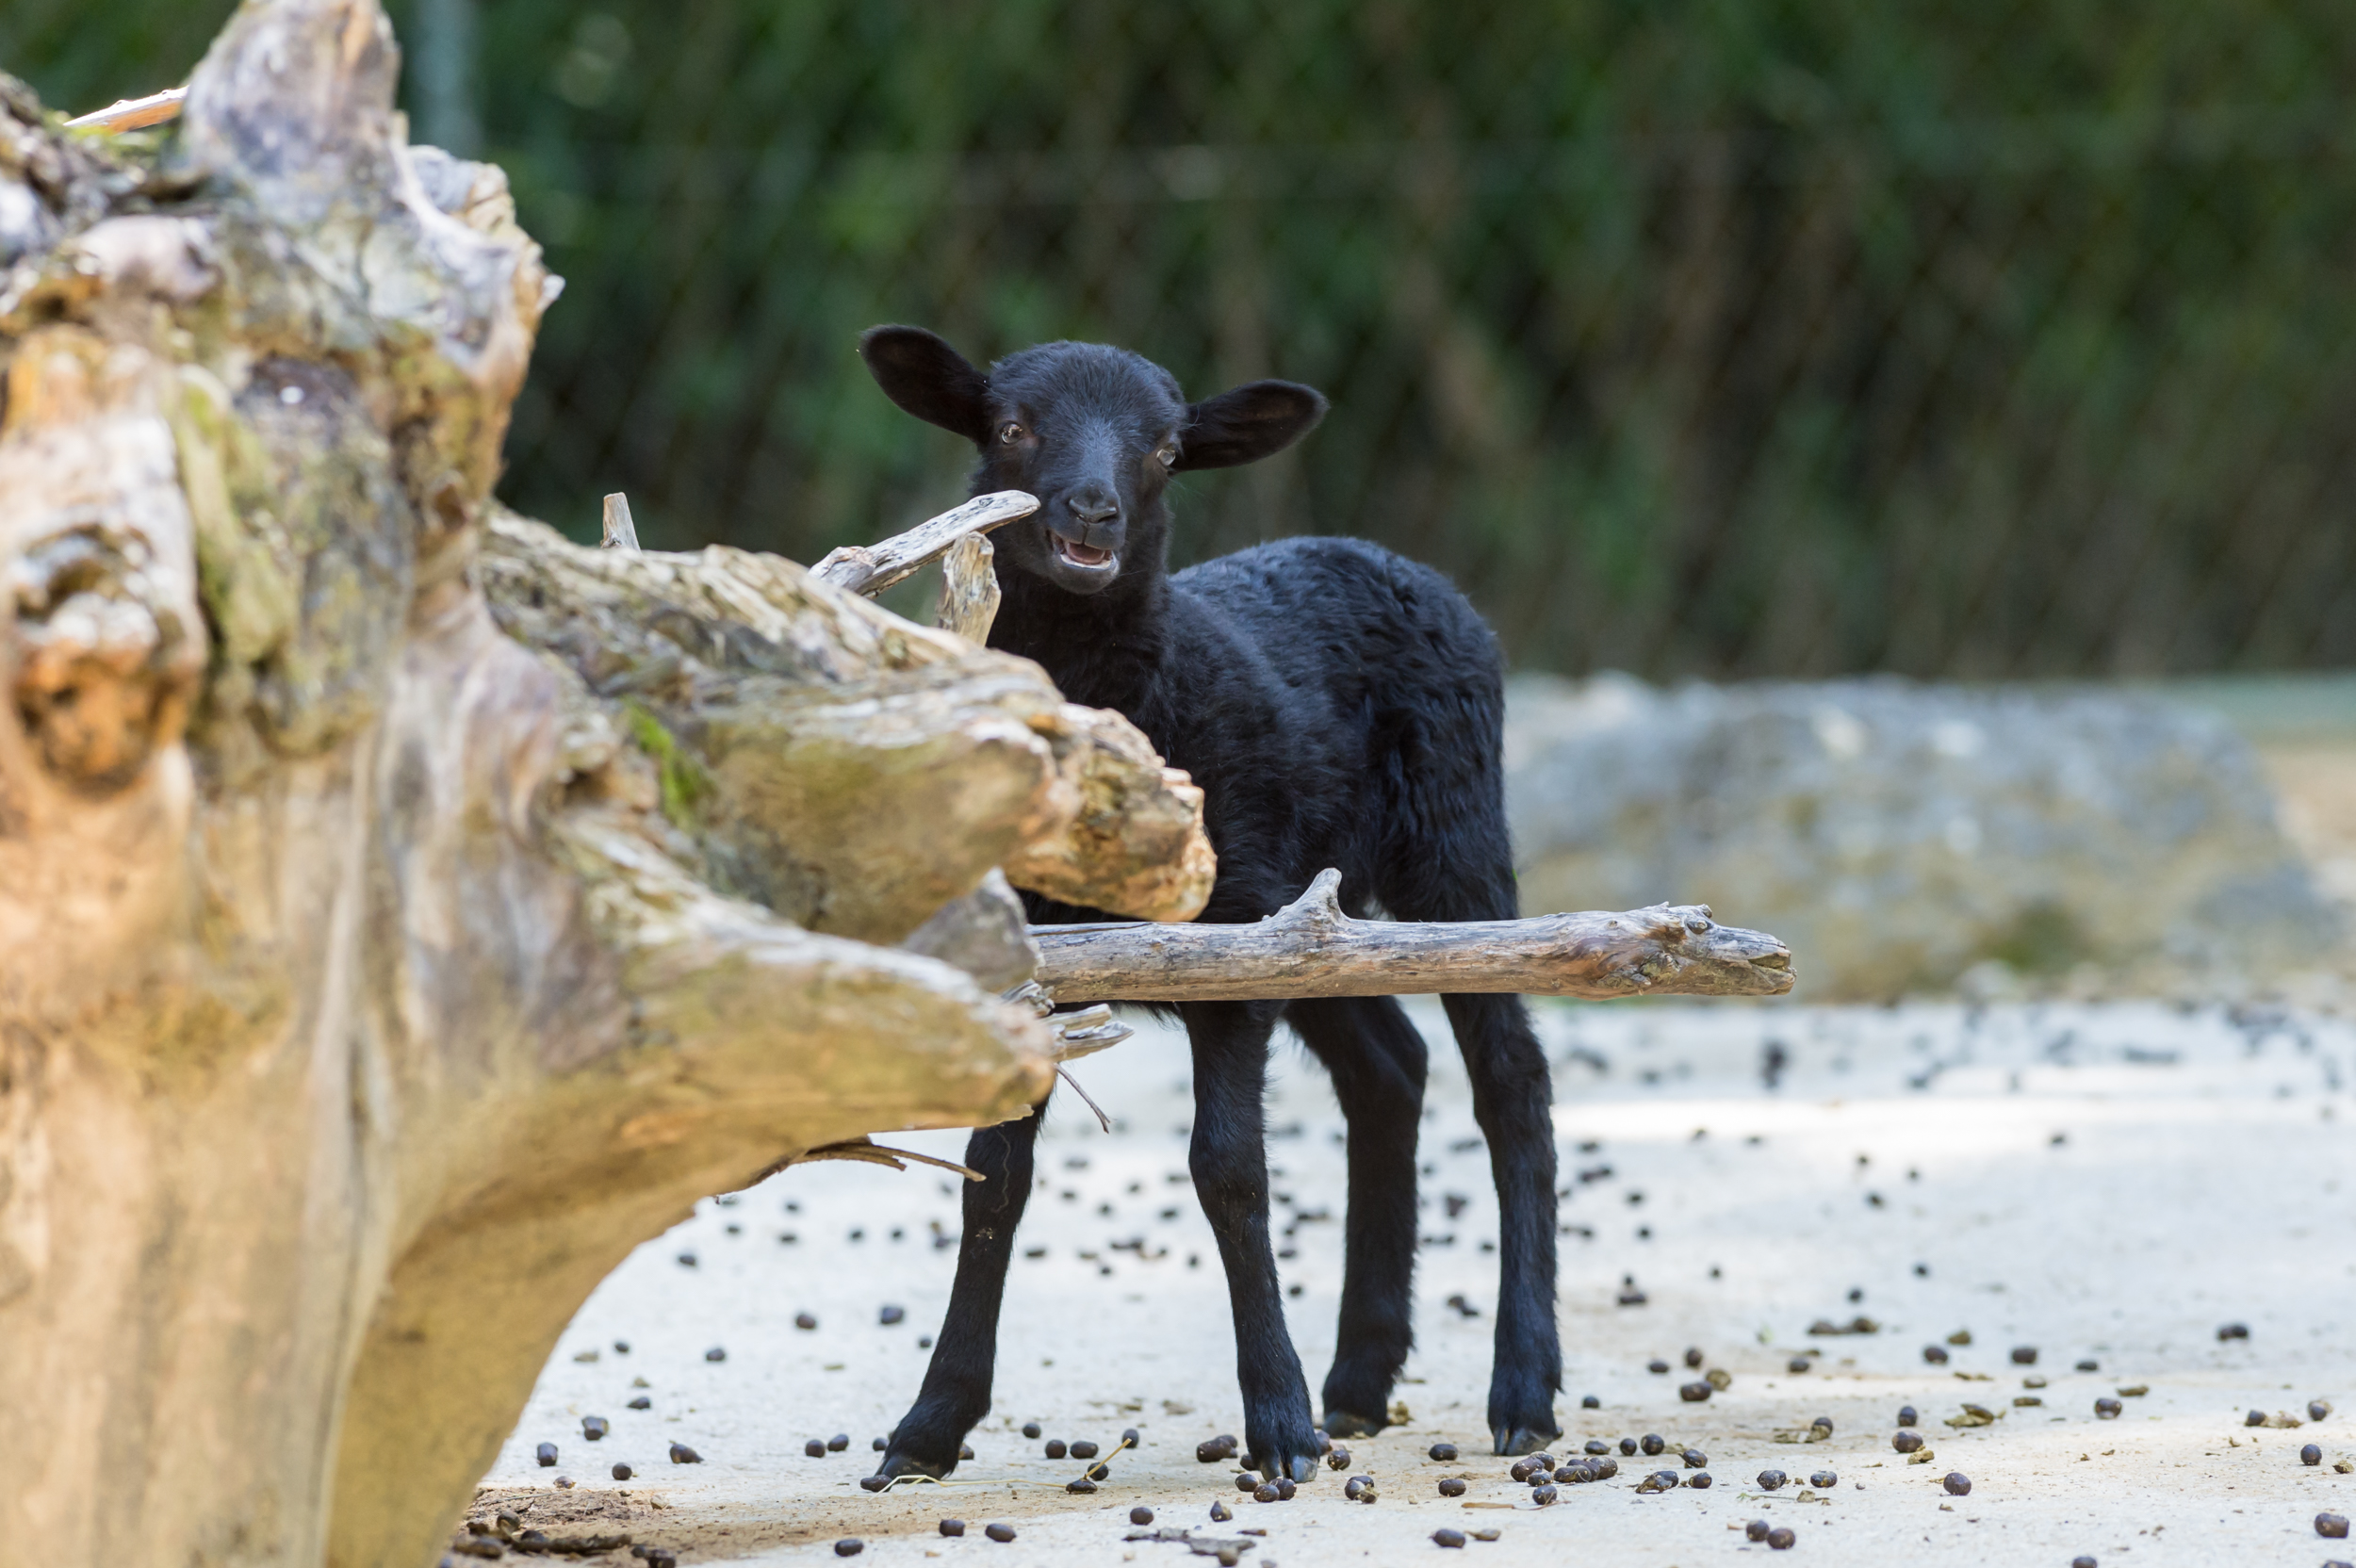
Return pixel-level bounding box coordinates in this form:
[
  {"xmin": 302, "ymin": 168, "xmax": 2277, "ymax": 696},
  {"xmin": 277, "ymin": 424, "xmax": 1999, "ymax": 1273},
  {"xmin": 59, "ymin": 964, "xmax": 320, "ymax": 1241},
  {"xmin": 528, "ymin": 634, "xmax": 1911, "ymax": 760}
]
[{"xmin": 464, "ymin": 996, "xmax": 2356, "ymax": 1568}]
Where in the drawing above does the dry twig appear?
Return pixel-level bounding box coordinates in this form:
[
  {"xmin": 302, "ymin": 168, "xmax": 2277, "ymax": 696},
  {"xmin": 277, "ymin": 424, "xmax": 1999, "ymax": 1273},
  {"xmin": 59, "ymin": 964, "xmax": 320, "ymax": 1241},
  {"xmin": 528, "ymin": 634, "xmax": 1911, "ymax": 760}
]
[
  {"xmin": 812, "ymin": 490, "xmax": 1037, "ymax": 596},
  {"xmin": 778, "ymin": 1136, "xmax": 986, "ymax": 1183},
  {"xmin": 65, "ymin": 86, "xmax": 188, "ymax": 132}
]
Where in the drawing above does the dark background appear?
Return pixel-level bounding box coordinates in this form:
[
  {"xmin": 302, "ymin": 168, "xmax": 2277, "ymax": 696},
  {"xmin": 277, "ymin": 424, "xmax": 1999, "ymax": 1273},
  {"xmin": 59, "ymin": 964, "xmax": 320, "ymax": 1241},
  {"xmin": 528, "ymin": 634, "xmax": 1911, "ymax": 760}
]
[{"xmin": 15, "ymin": 0, "xmax": 2356, "ymax": 679}]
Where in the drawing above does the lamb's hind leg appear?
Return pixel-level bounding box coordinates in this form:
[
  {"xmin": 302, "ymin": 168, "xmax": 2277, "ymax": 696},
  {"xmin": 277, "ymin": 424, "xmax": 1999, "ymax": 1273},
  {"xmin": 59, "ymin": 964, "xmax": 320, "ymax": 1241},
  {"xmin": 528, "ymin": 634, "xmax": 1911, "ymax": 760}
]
[
  {"xmin": 875, "ymin": 1098, "xmax": 1044, "ymax": 1478},
  {"xmin": 1444, "ymin": 989, "xmax": 1562, "ymax": 1455},
  {"xmin": 1289, "ymin": 995, "xmax": 1426, "ymax": 1440},
  {"xmin": 1377, "ymin": 730, "xmax": 1563, "ymax": 1456}
]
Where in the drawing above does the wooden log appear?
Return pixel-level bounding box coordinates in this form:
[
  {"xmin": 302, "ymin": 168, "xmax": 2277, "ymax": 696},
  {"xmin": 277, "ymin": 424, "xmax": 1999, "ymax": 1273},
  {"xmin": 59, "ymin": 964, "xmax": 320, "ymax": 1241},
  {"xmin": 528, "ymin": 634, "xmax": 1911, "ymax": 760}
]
[
  {"xmin": 810, "ymin": 489, "xmax": 1037, "ymax": 596},
  {"xmin": 936, "ymin": 528, "xmax": 1001, "ymax": 642},
  {"xmin": 899, "ymin": 868, "xmax": 1038, "ymax": 990},
  {"xmin": 1030, "ymin": 869, "xmax": 1796, "ymax": 1004}
]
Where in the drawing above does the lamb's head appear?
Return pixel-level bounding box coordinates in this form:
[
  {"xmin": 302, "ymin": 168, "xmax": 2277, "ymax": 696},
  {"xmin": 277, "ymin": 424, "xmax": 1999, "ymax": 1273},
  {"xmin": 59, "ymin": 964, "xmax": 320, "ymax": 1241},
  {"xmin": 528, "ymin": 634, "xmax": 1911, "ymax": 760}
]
[{"xmin": 859, "ymin": 326, "xmax": 1326, "ymax": 597}]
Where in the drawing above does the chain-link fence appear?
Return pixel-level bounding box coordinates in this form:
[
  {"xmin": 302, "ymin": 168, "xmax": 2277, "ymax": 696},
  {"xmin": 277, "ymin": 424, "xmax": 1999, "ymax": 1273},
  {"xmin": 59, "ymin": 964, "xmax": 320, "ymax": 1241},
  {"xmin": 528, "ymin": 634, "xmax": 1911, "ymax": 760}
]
[{"xmin": 17, "ymin": 0, "xmax": 2356, "ymax": 678}]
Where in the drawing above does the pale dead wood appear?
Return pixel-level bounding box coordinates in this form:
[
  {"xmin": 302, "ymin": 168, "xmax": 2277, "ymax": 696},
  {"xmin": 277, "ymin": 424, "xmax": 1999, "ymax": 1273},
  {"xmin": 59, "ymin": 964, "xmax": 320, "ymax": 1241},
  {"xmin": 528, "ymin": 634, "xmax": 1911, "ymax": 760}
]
[
  {"xmin": 937, "ymin": 528, "xmax": 1002, "ymax": 642},
  {"xmin": 65, "ymin": 85, "xmax": 188, "ymax": 132},
  {"xmin": 1031, "ymin": 868, "xmax": 1796, "ymax": 1004},
  {"xmin": 1000, "ymin": 987, "xmax": 1136, "ymax": 1063},
  {"xmin": 599, "ymin": 489, "xmax": 640, "ymax": 549},
  {"xmin": 1003, "ymin": 702, "xmax": 1217, "ymax": 922},
  {"xmin": 810, "ymin": 488, "xmax": 1219, "ymax": 922},
  {"xmin": 1004, "ymin": 978, "xmax": 1135, "ymax": 1136},
  {"xmin": 477, "ymin": 510, "xmax": 1215, "ymax": 931},
  {"xmin": 812, "ymin": 488, "xmax": 1038, "ymax": 596},
  {"xmin": 1045, "ymin": 1002, "xmax": 1134, "ymax": 1061},
  {"xmin": 901, "ymin": 870, "xmax": 1039, "ymax": 991}
]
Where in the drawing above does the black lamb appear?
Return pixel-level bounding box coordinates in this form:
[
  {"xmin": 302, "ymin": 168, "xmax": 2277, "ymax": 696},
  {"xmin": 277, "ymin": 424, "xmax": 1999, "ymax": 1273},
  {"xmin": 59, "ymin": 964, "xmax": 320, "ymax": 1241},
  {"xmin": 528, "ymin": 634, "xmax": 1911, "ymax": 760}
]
[{"xmin": 858, "ymin": 326, "xmax": 1561, "ymax": 1482}]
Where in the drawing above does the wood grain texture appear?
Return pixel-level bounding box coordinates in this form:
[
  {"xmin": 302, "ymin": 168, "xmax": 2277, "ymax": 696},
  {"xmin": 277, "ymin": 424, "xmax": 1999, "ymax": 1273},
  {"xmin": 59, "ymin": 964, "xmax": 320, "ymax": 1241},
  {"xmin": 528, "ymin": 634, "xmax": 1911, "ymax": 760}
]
[
  {"xmin": 1000, "ymin": 701, "xmax": 1217, "ymax": 923},
  {"xmin": 936, "ymin": 528, "xmax": 1002, "ymax": 643}
]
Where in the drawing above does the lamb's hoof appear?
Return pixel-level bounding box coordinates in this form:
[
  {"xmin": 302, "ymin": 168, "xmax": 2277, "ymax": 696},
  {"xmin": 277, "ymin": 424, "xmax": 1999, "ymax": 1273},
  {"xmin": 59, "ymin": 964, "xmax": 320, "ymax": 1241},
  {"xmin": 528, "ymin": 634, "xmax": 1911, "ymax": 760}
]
[
  {"xmin": 1493, "ymin": 1424, "xmax": 1562, "ymax": 1457},
  {"xmin": 1322, "ymin": 1409, "xmax": 1388, "ymax": 1440},
  {"xmin": 875, "ymin": 1449, "xmax": 955, "ymax": 1481},
  {"xmin": 1240, "ymin": 1448, "xmax": 1321, "ymax": 1485}
]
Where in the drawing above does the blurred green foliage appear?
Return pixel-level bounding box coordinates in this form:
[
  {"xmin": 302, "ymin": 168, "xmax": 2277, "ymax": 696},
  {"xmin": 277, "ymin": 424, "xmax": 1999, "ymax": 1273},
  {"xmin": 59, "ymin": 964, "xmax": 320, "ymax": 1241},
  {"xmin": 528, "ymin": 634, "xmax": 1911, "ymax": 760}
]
[
  {"xmin": 0, "ymin": 0, "xmax": 233, "ymax": 115},
  {"xmin": 10, "ymin": 1, "xmax": 2355, "ymax": 678}
]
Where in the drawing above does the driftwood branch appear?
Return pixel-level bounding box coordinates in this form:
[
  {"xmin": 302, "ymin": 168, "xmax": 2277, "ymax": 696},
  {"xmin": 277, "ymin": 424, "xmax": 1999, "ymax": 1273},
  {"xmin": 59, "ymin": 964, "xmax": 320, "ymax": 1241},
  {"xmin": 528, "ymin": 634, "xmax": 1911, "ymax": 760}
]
[
  {"xmin": 481, "ymin": 503, "xmax": 1072, "ymax": 944},
  {"xmin": 811, "ymin": 489, "xmax": 1037, "ymax": 596},
  {"xmin": 64, "ymin": 85, "xmax": 188, "ymax": 132},
  {"xmin": 1031, "ymin": 869, "xmax": 1796, "ymax": 1004}
]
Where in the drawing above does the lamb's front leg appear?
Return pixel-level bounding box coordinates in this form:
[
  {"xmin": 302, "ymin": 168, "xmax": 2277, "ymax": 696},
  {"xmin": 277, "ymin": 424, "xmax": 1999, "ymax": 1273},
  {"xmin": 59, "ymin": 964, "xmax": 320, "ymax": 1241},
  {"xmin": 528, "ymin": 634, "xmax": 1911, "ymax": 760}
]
[
  {"xmin": 1186, "ymin": 1000, "xmax": 1323, "ymax": 1484},
  {"xmin": 875, "ymin": 1102, "xmax": 1044, "ymax": 1478}
]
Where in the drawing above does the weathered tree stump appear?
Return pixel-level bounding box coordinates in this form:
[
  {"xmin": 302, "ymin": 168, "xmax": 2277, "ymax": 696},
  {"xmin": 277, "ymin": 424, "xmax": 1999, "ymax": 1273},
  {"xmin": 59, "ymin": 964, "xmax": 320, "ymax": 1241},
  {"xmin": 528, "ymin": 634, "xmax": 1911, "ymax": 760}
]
[
  {"xmin": 0, "ymin": 8, "xmax": 1799, "ymax": 1563},
  {"xmin": 0, "ymin": 5, "xmax": 1207, "ymax": 1564}
]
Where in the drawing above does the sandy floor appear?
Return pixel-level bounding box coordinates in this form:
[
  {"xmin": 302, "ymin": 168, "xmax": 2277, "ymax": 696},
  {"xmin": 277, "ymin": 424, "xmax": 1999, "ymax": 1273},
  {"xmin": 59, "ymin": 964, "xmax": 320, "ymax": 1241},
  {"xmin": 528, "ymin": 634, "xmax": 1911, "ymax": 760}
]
[{"xmin": 463, "ymin": 997, "xmax": 2356, "ymax": 1567}]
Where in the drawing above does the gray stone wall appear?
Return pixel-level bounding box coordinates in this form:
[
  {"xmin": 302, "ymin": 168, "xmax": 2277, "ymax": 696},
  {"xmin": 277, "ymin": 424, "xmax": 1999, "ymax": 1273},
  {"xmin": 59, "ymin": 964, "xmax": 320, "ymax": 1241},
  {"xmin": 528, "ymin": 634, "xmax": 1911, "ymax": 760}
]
[{"xmin": 1505, "ymin": 673, "xmax": 2339, "ymax": 1000}]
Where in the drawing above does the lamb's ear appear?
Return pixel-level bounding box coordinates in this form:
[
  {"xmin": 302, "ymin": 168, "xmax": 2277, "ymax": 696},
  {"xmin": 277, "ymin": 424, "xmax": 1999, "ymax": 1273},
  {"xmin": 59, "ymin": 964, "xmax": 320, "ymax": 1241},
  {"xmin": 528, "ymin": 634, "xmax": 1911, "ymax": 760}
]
[
  {"xmin": 859, "ymin": 325, "xmax": 992, "ymax": 442},
  {"xmin": 1172, "ymin": 380, "xmax": 1329, "ymax": 470}
]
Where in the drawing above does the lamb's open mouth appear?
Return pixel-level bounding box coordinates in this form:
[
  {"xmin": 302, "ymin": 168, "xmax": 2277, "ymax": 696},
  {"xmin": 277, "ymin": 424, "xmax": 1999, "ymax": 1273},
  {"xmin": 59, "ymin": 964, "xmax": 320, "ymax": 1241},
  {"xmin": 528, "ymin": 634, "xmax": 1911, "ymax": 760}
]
[{"xmin": 1052, "ymin": 535, "xmax": 1116, "ymax": 570}]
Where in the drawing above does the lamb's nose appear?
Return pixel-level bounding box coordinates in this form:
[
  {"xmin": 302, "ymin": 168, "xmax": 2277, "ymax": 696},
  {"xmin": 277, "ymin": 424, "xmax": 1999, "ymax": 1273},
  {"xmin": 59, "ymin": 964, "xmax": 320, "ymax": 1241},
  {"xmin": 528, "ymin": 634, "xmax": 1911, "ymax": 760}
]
[{"xmin": 1068, "ymin": 494, "xmax": 1119, "ymax": 527}]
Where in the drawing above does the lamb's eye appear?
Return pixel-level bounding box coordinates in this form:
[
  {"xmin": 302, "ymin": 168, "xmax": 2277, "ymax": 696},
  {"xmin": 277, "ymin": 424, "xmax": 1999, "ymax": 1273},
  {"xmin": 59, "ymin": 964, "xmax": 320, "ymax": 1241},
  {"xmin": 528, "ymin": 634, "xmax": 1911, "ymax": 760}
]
[
  {"xmin": 1155, "ymin": 446, "xmax": 1177, "ymax": 469},
  {"xmin": 999, "ymin": 422, "xmax": 1025, "ymax": 445}
]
